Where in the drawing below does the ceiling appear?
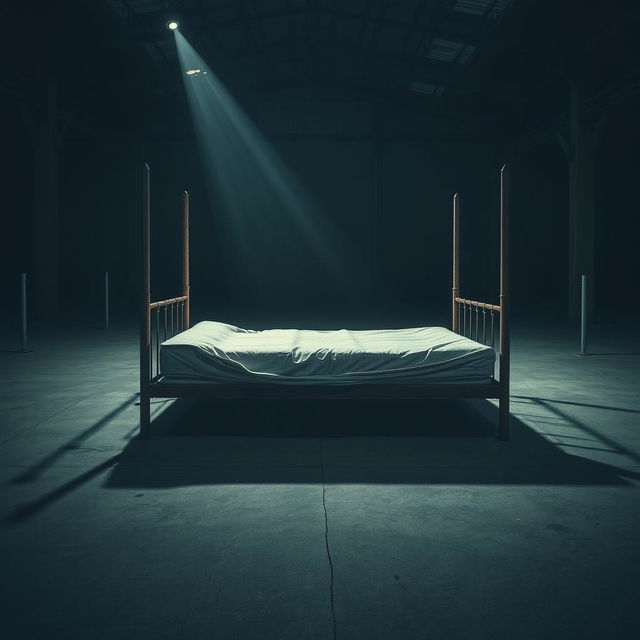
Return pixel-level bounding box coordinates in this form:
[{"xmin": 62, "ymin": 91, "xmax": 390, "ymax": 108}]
[
  {"xmin": 104, "ymin": 0, "xmax": 517, "ymax": 98},
  {"xmin": 1, "ymin": 0, "xmax": 638, "ymax": 142}
]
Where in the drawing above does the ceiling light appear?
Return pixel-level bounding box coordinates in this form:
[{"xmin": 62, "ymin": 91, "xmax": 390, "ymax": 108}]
[{"xmin": 167, "ymin": 21, "xmax": 179, "ymax": 30}]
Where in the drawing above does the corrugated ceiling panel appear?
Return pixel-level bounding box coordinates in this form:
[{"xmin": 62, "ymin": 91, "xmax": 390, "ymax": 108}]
[
  {"xmin": 453, "ymin": 0, "xmax": 513, "ymax": 20},
  {"xmin": 426, "ymin": 38, "xmax": 465, "ymax": 63}
]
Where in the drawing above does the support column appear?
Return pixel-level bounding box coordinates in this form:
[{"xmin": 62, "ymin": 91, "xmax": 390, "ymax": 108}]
[{"xmin": 34, "ymin": 74, "xmax": 60, "ymax": 318}]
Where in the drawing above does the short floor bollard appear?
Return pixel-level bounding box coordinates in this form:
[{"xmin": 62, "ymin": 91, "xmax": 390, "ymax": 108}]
[
  {"xmin": 104, "ymin": 271, "xmax": 109, "ymax": 330},
  {"xmin": 20, "ymin": 273, "xmax": 28, "ymax": 353},
  {"xmin": 580, "ymin": 274, "xmax": 588, "ymax": 355}
]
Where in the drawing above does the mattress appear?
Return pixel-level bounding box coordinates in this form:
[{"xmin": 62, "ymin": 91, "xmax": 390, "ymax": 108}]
[{"xmin": 159, "ymin": 321, "xmax": 496, "ymax": 385}]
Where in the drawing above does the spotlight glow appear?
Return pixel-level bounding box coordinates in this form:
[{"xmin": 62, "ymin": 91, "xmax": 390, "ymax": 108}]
[{"xmin": 167, "ymin": 21, "xmax": 179, "ymax": 30}]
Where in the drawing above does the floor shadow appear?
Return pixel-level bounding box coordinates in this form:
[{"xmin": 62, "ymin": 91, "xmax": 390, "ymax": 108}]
[
  {"xmin": 155, "ymin": 397, "xmax": 497, "ymax": 438},
  {"xmin": 514, "ymin": 395, "xmax": 640, "ymax": 466},
  {"xmin": 512, "ymin": 395, "xmax": 640, "ymax": 414},
  {"xmin": 6, "ymin": 396, "xmax": 638, "ymax": 525},
  {"xmin": 2, "ymin": 396, "xmax": 139, "ymax": 524},
  {"xmin": 4, "ymin": 455, "xmax": 121, "ymax": 525},
  {"xmin": 7, "ymin": 395, "xmax": 136, "ymax": 485},
  {"xmin": 580, "ymin": 352, "xmax": 640, "ymax": 356},
  {"xmin": 102, "ymin": 397, "xmax": 640, "ymax": 488}
]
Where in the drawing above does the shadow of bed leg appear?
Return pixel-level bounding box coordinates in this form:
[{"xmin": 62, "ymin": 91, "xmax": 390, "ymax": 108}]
[{"xmin": 140, "ymin": 393, "xmax": 150, "ymax": 440}]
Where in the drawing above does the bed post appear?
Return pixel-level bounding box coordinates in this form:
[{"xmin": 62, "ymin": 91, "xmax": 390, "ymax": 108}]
[
  {"xmin": 140, "ymin": 164, "xmax": 151, "ymax": 439},
  {"xmin": 452, "ymin": 193, "xmax": 460, "ymax": 333},
  {"xmin": 499, "ymin": 165, "xmax": 510, "ymax": 441},
  {"xmin": 182, "ymin": 191, "xmax": 190, "ymax": 329}
]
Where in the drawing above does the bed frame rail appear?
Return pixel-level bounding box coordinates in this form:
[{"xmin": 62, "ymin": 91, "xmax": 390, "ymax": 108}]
[
  {"xmin": 139, "ymin": 164, "xmax": 510, "ymax": 441},
  {"xmin": 140, "ymin": 164, "xmax": 190, "ymax": 438},
  {"xmin": 451, "ymin": 165, "xmax": 510, "ymax": 440}
]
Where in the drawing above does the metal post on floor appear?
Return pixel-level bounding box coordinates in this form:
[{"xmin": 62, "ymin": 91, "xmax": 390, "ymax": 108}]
[
  {"xmin": 104, "ymin": 271, "xmax": 109, "ymax": 330},
  {"xmin": 20, "ymin": 273, "xmax": 28, "ymax": 353},
  {"xmin": 580, "ymin": 274, "xmax": 588, "ymax": 355}
]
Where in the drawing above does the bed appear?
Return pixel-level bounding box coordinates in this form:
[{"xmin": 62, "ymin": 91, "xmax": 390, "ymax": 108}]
[
  {"xmin": 139, "ymin": 164, "xmax": 510, "ymax": 439},
  {"xmin": 160, "ymin": 322, "xmax": 497, "ymax": 385}
]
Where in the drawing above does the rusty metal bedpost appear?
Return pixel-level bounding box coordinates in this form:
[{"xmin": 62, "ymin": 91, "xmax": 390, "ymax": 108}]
[
  {"xmin": 140, "ymin": 164, "xmax": 151, "ymax": 439},
  {"xmin": 499, "ymin": 165, "xmax": 510, "ymax": 441},
  {"xmin": 452, "ymin": 193, "xmax": 460, "ymax": 333},
  {"xmin": 183, "ymin": 191, "xmax": 190, "ymax": 329}
]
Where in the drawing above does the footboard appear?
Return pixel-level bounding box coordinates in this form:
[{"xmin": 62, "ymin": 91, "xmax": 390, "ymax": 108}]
[
  {"xmin": 451, "ymin": 166, "xmax": 510, "ymax": 440},
  {"xmin": 140, "ymin": 164, "xmax": 190, "ymax": 438},
  {"xmin": 453, "ymin": 297, "xmax": 501, "ymax": 349},
  {"xmin": 148, "ymin": 296, "xmax": 188, "ymax": 381}
]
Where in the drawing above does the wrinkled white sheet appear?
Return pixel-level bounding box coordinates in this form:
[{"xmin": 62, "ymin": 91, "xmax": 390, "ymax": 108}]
[{"xmin": 160, "ymin": 321, "xmax": 496, "ymax": 385}]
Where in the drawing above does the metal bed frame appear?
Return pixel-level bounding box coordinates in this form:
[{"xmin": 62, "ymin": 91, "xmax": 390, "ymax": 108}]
[{"xmin": 139, "ymin": 163, "xmax": 510, "ymax": 440}]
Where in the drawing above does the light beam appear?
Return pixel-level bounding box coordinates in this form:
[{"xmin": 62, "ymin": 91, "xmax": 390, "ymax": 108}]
[{"xmin": 173, "ymin": 31, "xmax": 363, "ymax": 302}]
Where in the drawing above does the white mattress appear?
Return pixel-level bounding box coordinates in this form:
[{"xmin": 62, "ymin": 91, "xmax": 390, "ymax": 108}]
[{"xmin": 159, "ymin": 321, "xmax": 496, "ymax": 385}]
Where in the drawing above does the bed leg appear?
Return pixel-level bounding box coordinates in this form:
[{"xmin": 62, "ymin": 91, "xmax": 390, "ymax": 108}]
[
  {"xmin": 498, "ymin": 393, "xmax": 510, "ymax": 441},
  {"xmin": 140, "ymin": 393, "xmax": 151, "ymax": 440}
]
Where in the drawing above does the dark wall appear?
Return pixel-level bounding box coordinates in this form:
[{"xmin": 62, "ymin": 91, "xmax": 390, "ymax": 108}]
[
  {"xmin": 505, "ymin": 95, "xmax": 640, "ymax": 320},
  {"xmin": 3, "ymin": 87, "xmax": 638, "ymax": 326},
  {"xmin": 51, "ymin": 92, "xmax": 501, "ymax": 325},
  {"xmin": 0, "ymin": 101, "xmax": 33, "ymax": 318},
  {"xmin": 200, "ymin": 94, "xmax": 498, "ymax": 323},
  {"xmin": 595, "ymin": 98, "xmax": 640, "ymax": 316},
  {"xmin": 59, "ymin": 142, "xmax": 139, "ymax": 317},
  {"xmin": 57, "ymin": 137, "xmax": 208, "ymax": 318},
  {"xmin": 510, "ymin": 140, "xmax": 569, "ymax": 316}
]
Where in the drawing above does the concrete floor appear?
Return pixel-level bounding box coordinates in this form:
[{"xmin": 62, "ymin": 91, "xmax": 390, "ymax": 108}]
[{"xmin": 1, "ymin": 316, "xmax": 639, "ymax": 639}]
